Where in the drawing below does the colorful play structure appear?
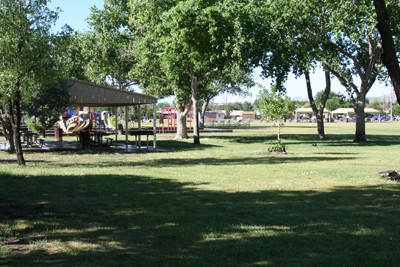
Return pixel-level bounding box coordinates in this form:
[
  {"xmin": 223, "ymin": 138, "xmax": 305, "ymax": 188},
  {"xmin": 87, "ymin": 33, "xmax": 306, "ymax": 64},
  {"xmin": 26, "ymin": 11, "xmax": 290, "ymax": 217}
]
[
  {"xmin": 58, "ymin": 108, "xmax": 115, "ymax": 134},
  {"xmin": 61, "ymin": 105, "xmax": 193, "ymax": 138},
  {"xmin": 158, "ymin": 107, "xmax": 192, "ymax": 133}
]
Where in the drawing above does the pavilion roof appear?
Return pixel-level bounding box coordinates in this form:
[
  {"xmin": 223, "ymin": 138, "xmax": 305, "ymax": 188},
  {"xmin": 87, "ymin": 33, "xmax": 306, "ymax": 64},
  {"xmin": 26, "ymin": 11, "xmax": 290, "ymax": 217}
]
[
  {"xmin": 295, "ymin": 108, "xmax": 330, "ymax": 114},
  {"xmin": 331, "ymin": 108, "xmax": 380, "ymax": 114},
  {"xmin": 67, "ymin": 79, "xmax": 157, "ymax": 107}
]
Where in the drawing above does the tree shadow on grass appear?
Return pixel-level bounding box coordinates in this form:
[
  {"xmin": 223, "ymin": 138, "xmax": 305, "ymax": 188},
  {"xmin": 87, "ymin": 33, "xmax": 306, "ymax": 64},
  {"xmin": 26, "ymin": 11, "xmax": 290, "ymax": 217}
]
[
  {"xmin": 43, "ymin": 154, "xmax": 356, "ymax": 169},
  {"xmin": 206, "ymin": 133, "xmax": 341, "ymax": 144},
  {"xmin": 1, "ymin": 173, "xmax": 400, "ymax": 266},
  {"xmin": 156, "ymin": 139, "xmax": 222, "ymax": 151},
  {"xmin": 324, "ymin": 134, "xmax": 400, "ymax": 147},
  {"xmin": 47, "ymin": 140, "xmax": 220, "ymax": 156},
  {"xmin": 203, "ymin": 134, "xmax": 298, "ymax": 145},
  {"xmin": 206, "ymin": 133, "xmax": 400, "ymax": 147},
  {"xmin": 0, "ymin": 159, "xmax": 19, "ymax": 164}
]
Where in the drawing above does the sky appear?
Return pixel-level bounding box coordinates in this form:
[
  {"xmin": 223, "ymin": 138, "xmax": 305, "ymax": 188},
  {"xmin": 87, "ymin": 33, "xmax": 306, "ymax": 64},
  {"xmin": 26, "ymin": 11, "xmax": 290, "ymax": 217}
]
[{"xmin": 48, "ymin": 0, "xmax": 394, "ymax": 103}]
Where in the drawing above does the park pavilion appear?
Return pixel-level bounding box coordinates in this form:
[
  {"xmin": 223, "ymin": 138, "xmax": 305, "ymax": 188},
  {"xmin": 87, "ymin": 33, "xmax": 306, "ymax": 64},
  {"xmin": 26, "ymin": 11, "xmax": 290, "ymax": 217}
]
[{"xmin": 67, "ymin": 79, "xmax": 158, "ymax": 150}]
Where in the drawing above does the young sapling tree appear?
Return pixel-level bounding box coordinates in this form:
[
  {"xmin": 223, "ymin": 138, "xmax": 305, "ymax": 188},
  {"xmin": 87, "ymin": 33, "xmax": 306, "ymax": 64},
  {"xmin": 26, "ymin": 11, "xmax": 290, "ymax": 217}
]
[{"xmin": 257, "ymin": 86, "xmax": 295, "ymax": 152}]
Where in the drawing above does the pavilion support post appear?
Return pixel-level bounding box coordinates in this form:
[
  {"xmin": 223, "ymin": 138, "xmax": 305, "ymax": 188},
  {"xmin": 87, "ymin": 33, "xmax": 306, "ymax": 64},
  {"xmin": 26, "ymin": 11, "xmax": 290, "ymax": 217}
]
[
  {"xmin": 125, "ymin": 106, "xmax": 128, "ymax": 151},
  {"xmin": 153, "ymin": 103, "xmax": 157, "ymax": 149},
  {"xmin": 138, "ymin": 105, "xmax": 141, "ymax": 149},
  {"xmin": 115, "ymin": 107, "xmax": 118, "ymax": 143}
]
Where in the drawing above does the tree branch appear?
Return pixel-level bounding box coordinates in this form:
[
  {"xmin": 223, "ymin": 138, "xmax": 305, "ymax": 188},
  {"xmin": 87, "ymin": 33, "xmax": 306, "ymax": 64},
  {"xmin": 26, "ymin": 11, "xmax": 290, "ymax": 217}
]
[
  {"xmin": 330, "ymin": 67, "xmax": 357, "ymax": 105},
  {"xmin": 331, "ymin": 42, "xmax": 364, "ymax": 79}
]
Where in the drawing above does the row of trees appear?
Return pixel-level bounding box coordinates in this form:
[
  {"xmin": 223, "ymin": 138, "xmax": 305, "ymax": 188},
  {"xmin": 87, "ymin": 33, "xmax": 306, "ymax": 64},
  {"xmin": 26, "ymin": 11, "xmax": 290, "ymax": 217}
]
[
  {"xmin": 299, "ymin": 91, "xmax": 400, "ymax": 116},
  {"xmin": 209, "ymin": 92, "xmax": 400, "ymax": 116},
  {"xmin": 1, "ymin": 0, "xmax": 400, "ymax": 165},
  {"xmin": 109, "ymin": 0, "xmax": 400, "ymax": 142}
]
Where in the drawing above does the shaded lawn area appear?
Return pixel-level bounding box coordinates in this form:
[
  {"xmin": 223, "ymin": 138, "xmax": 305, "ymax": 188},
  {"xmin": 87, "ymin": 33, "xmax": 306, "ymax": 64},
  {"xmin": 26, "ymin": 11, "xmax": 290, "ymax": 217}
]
[
  {"xmin": 1, "ymin": 174, "xmax": 400, "ymax": 267},
  {"xmin": 1, "ymin": 122, "xmax": 400, "ymax": 266}
]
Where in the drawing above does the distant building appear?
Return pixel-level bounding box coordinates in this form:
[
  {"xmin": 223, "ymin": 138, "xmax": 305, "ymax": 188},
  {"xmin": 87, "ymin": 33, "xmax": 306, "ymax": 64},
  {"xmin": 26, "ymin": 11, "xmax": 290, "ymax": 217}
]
[
  {"xmin": 229, "ymin": 110, "xmax": 256, "ymax": 121},
  {"xmin": 229, "ymin": 110, "xmax": 243, "ymax": 120},
  {"xmin": 241, "ymin": 111, "xmax": 257, "ymax": 120},
  {"xmin": 204, "ymin": 111, "xmax": 225, "ymax": 122},
  {"xmin": 331, "ymin": 108, "xmax": 380, "ymax": 121},
  {"xmin": 294, "ymin": 108, "xmax": 331, "ymax": 122}
]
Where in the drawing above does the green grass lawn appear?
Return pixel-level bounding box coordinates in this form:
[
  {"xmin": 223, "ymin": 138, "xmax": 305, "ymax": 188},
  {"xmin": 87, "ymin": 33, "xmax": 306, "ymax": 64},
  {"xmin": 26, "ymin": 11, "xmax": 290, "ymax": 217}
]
[{"xmin": 1, "ymin": 122, "xmax": 400, "ymax": 266}]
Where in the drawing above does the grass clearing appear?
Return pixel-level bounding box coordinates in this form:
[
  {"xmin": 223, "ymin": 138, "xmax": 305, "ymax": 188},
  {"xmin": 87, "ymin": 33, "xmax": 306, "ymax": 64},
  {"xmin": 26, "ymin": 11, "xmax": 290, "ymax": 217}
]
[{"xmin": 1, "ymin": 122, "xmax": 400, "ymax": 266}]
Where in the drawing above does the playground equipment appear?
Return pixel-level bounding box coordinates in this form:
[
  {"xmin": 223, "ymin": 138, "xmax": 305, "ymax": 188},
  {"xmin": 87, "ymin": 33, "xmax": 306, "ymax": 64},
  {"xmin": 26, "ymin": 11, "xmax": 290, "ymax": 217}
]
[
  {"xmin": 65, "ymin": 116, "xmax": 83, "ymax": 132},
  {"xmin": 101, "ymin": 111, "xmax": 115, "ymax": 130},
  {"xmin": 59, "ymin": 108, "xmax": 115, "ymax": 134},
  {"xmin": 63, "ymin": 110, "xmax": 92, "ymax": 133},
  {"xmin": 158, "ymin": 107, "xmax": 192, "ymax": 133},
  {"xmin": 158, "ymin": 107, "xmax": 176, "ymax": 133}
]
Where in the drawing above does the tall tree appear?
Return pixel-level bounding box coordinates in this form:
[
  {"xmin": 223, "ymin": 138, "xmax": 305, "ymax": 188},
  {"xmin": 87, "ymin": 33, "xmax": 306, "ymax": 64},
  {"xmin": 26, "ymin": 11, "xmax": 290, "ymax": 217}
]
[
  {"xmin": 324, "ymin": 0, "xmax": 383, "ymax": 142},
  {"xmin": 374, "ymin": 0, "xmax": 400, "ymax": 104},
  {"xmin": 130, "ymin": 0, "xmax": 250, "ymax": 144},
  {"xmin": 248, "ymin": 0, "xmax": 333, "ymax": 139},
  {"xmin": 0, "ymin": 0, "xmax": 66, "ymax": 165},
  {"xmin": 53, "ymin": 25, "xmax": 88, "ymax": 80},
  {"xmin": 305, "ymin": 66, "xmax": 331, "ymax": 139},
  {"xmin": 129, "ymin": 0, "xmax": 191, "ymax": 139},
  {"xmin": 85, "ymin": 0, "xmax": 135, "ymax": 90},
  {"xmin": 251, "ymin": 0, "xmax": 385, "ymax": 142}
]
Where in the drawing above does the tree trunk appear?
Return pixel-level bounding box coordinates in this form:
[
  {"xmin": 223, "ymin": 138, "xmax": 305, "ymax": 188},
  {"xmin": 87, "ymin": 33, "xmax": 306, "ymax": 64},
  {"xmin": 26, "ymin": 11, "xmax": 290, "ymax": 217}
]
[
  {"xmin": 305, "ymin": 67, "xmax": 331, "ymax": 139},
  {"xmin": 305, "ymin": 71, "xmax": 324, "ymax": 139},
  {"xmin": 192, "ymin": 96, "xmax": 200, "ymax": 144},
  {"xmin": 374, "ymin": 0, "xmax": 400, "ymax": 104},
  {"xmin": 354, "ymin": 100, "xmax": 366, "ymax": 142},
  {"xmin": 329, "ymin": 33, "xmax": 379, "ymax": 143},
  {"xmin": 200, "ymin": 96, "xmax": 214, "ymax": 128},
  {"xmin": 10, "ymin": 90, "xmax": 25, "ymax": 165},
  {"xmin": 0, "ymin": 117, "xmax": 15, "ymax": 152},
  {"xmin": 175, "ymin": 107, "xmax": 189, "ymax": 139},
  {"xmin": 200, "ymin": 99, "xmax": 208, "ymax": 128},
  {"xmin": 174, "ymin": 87, "xmax": 191, "ymax": 139},
  {"xmin": 6, "ymin": 127, "xmax": 15, "ymax": 153},
  {"xmin": 316, "ymin": 109, "xmax": 325, "ymax": 139},
  {"xmin": 12, "ymin": 128, "xmax": 25, "ymax": 165},
  {"xmin": 277, "ymin": 122, "xmax": 281, "ymax": 140},
  {"xmin": 190, "ymin": 64, "xmax": 200, "ymax": 145}
]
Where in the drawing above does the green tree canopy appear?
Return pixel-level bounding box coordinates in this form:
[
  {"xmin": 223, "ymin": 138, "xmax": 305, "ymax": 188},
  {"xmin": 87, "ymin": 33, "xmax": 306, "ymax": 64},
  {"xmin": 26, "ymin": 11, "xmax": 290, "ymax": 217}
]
[
  {"xmin": 367, "ymin": 98, "xmax": 385, "ymax": 113},
  {"xmin": 315, "ymin": 91, "xmax": 348, "ymax": 111},
  {"xmin": 85, "ymin": 0, "xmax": 134, "ymax": 90},
  {"xmin": 250, "ymin": 0, "xmax": 386, "ymax": 142},
  {"xmin": 130, "ymin": 0, "xmax": 251, "ymax": 143},
  {"xmin": 0, "ymin": 0, "xmax": 68, "ymax": 165}
]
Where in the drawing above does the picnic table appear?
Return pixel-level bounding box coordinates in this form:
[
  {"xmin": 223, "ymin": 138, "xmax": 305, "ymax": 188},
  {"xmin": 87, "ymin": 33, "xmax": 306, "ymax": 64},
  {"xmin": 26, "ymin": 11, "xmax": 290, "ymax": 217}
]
[
  {"xmin": 20, "ymin": 131, "xmax": 39, "ymax": 147},
  {"xmin": 128, "ymin": 129, "xmax": 154, "ymax": 149},
  {"xmin": 89, "ymin": 130, "xmax": 113, "ymax": 146}
]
